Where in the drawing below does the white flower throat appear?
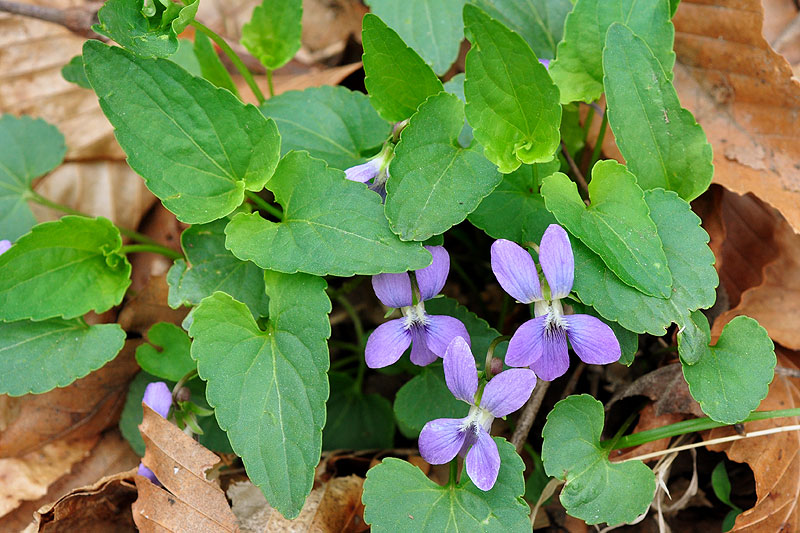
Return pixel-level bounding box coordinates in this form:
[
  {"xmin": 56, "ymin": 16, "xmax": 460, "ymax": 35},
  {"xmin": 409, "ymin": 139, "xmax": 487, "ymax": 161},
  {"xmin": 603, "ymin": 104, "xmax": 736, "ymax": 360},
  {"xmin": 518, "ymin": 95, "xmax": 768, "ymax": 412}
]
[
  {"xmin": 462, "ymin": 404, "xmax": 494, "ymax": 434},
  {"xmin": 401, "ymin": 300, "xmax": 428, "ymax": 329},
  {"xmin": 534, "ymin": 299, "xmax": 567, "ymax": 332}
]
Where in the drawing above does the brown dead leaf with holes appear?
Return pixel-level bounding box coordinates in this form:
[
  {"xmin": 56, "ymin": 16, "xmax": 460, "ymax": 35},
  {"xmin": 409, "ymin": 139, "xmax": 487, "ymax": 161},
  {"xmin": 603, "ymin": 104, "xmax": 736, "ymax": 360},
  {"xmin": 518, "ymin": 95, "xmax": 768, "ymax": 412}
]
[{"xmin": 132, "ymin": 405, "xmax": 239, "ymax": 532}]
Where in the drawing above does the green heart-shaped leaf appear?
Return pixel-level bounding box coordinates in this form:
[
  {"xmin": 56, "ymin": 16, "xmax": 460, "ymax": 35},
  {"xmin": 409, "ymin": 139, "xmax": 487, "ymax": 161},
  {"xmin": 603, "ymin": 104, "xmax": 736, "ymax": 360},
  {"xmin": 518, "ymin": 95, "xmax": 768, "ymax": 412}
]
[
  {"xmin": 135, "ymin": 322, "xmax": 195, "ymax": 382},
  {"xmin": 241, "ymin": 0, "xmax": 302, "ymax": 71}
]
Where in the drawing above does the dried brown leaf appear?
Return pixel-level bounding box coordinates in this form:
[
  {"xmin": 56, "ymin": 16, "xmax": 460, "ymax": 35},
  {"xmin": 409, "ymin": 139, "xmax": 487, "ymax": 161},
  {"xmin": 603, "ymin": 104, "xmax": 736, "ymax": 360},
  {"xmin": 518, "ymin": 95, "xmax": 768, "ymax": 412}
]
[{"xmin": 132, "ymin": 405, "xmax": 238, "ymax": 532}]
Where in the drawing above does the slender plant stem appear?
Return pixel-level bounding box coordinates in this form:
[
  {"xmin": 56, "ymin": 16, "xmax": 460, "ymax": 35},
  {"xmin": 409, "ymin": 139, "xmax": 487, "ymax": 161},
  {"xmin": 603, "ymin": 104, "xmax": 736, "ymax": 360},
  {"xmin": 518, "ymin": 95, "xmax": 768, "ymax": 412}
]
[
  {"xmin": 190, "ymin": 21, "xmax": 266, "ymax": 105},
  {"xmin": 26, "ymin": 190, "xmax": 176, "ymax": 249},
  {"xmin": 245, "ymin": 191, "xmax": 283, "ymax": 220},
  {"xmin": 484, "ymin": 335, "xmax": 511, "ymax": 374},
  {"xmin": 606, "ymin": 407, "xmax": 800, "ymax": 451},
  {"xmin": 119, "ymin": 244, "xmax": 183, "ymax": 260},
  {"xmin": 329, "ymin": 353, "xmax": 360, "ymax": 371},
  {"xmin": 561, "ymin": 141, "xmax": 589, "ymax": 198},
  {"xmin": 449, "ymin": 459, "xmax": 458, "ymax": 486},
  {"xmin": 337, "ymin": 295, "xmax": 367, "ymax": 392},
  {"xmin": 496, "ymin": 293, "xmax": 510, "ymax": 334},
  {"xmin": 589, "ymin": 111, "xmax": 609, "ymax": 170},
  {"xmin": 510, "ymin": 379, "xmax": 550, "ymax": 453},
  {"xmin": 172, "ymin": 369, "xmax": 199, "ymax": 399},
  {"xmin": 266, "ymin": 69, "xmax": 275, "ymax": 97}
]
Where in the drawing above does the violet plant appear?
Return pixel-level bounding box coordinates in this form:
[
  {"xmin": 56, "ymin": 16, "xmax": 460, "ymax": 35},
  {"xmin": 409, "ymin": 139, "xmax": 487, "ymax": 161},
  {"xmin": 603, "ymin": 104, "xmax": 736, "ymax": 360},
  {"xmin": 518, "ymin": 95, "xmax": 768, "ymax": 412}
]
[{"xmin": 0, "ymin": 0, "xmax": 782, "ymax": 530}]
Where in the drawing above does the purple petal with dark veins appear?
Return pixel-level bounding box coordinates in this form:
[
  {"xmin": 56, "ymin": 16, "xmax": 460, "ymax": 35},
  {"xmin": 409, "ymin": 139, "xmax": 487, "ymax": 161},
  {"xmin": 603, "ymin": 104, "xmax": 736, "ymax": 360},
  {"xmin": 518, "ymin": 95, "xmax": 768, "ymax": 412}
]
[
  {"xmin": 565, "ymin": 314, "xmax": 621, "ymax": 365},
  {"xmin": 480, "ymin": 368, "xmax": 537, "ymax": 417},
  {"xmin": 424, "ymin": 314, "xmax": 470, "ymax": 357},
  {"xmin": 539, "ymin": 224, "xmax": 574, "ymax": 299},
  {"xmin": 365, "ymin": 319, "xmax": 412, "ymax": 368},
  {"xmin": 344, "ymin": 159, "xmax": 381, "ymax": 182},
  {"xmin": 418, "ymin": 417, "xmax": 469, "ymax": 465},
  {"xmin": 491, "ymin": 239, "xmax": 542, "ymax": 303},
  {"xmin": 531, "ymin": 327, "xmax": 570, "ymax": 381},
  {"xmin": 416, "ymin": 245, "xmax": 450, "ymax": 301},
  {"xmin": 410, "ymin": 325, "xmax": 438, "ymax": 366},
  {"xmin": 505, "ymin": 316, "xmax": 546, "ymax": 367},
  {"xmin": 466, "ymin": 427, "xmax": 501, "ymax": 491},
  {"xmin": 143, "ymin": 381, "xmax": 172, "ymax": 419},
  {"xmin": 443, "ymin": 336, "xmax": 478, "ymax": 404},
  {"xmin": 372, "ymin": 272, "xmax": 413, "ymax": 308}
]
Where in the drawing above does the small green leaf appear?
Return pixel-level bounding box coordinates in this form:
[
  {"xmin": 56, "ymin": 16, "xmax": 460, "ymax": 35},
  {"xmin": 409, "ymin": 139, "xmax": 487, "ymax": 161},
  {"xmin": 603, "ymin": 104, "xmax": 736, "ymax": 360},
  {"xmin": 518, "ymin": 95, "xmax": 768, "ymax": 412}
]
[
  {"xmin": 365, "ymin": 0, "xmax": 466, "ymax": 75},
  {"xmin": 241, "ymin": 0, "xmax": 302, "ymax": 70},
  {"xmin": 62, "ymin": 55, "xmax": 91, "ymax": 89},
  {"xmin": 468, "ymin": 160, "xmax": 560, "ymax": 244},
  {"xmin": 670, "ymin": 0, "xmax": 681, "ymax": 16},
  {"xmin": 193, "ymin": 32, "xmax": 240, "ymax": 96},
  {"xmin": 385, "ymin": 92, "xmax": 500, "ymax": 241},
  {"xmin": 0, "ymin": 319, "xmax": 125, "ymax": 396},
  {"xmin": 542, "ymin": 394, "xmax": 656, "ymax": 526},
  {"xmin": 362, "ymin": 13, "xmax": 445, "ymax": 122},
  {"xmin": 167, "ymin": 218, "xmax": 270, "ymax": 317},
  {"xmin": 463, "ymin": 4, "xmax": 562, "ymax": 173},
  {"xmin": 0, "ymin": 216, "xmax": 131, "ymax": 321},
  {"xmin": 93, "ymin": 0, "xmax": 199, "ymax": 58},
  {"xmin": 0, "ymin": 114, "xmax": 66, "ymax": 241},
  {"xmin": 190, "ymin": 273, "xmax": 331, "ymax": 519},
  {"xmin": 603, "ymin": 23, "xmax": 713, "ymax": 201},
  {"xmin": 260, "ymin": 86, "xmax": 391, "ymax": 170},
  {"xmin": 363, "ymin": 437, "xmax": 530, "ymax": 532},
  {"xmin": 549, "ymin": 0, "xmax": 675, "ymax": 103},
  {"xmin": 681, "ymin": 314, "xmax": 776, "ymax": 424},
  {"xmin": 472, "ymin": 0, "xmax": 573, "ymax": 59},
  {"xmin": 393, "ymin": 366, "xmax": 468, "ymax": 438},
  {"xmin": 83, "ymin": 41, "xmax": 281, "ymax": 224},
  {"xmin": 224, "ymin": 151, "xmax": 431, "ymax": 276},
  {"xmin": 541, "ymin": 161, "xmax": 672, "ymax": 298},
  {"xmin": 571, "ymin": 188, "xmax": 718, "ymax": 335},
  {"xmin": 323, "ymin": 373, "xmax": 394, "ymax": 450},
  {"xmin": 711, "ymin": 461, "xmax": 736, "ymax": 509},
  {"xmin": 135, "ymin": 322, "xmax": 196, "ymax": 382}
]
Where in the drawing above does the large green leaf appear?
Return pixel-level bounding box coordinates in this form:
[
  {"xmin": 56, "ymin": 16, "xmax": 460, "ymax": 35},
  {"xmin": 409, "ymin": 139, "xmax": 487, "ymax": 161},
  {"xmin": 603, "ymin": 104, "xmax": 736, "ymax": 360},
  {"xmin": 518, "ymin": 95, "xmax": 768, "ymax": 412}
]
[
  {"xmin": 167, "ymin": 218, "xmax": 270, "ymax": 317},
  {"xmin": 93, "ymin": 0, "xmax": 199, "ymax": 58},
  {"xmin": 323, "ymin": 373, "xmax": 394, "ymax": 450},
  {"xmin": 472, "ymin": 0, "xmax": 573, "ymax": 59},
  {"xmin": 463, "ymin": 4, "xmax": 561, "ymax": 173},
  {"xmin": 0, "ymin": 216, "xmax": 131, "ymax": 321},
  {"xmin": 241, "ymin": 0, "xmax": 302, "ymax": 70},
  {"xmin": 135, "ymin": 322, "xmax": 196, "ymax": 382},
  {"xmin": 362, "ymin": 14, "xmax": 445, "ymax": 122},
  {"xmin": 542, "ymin": 394, "xmax": 656, "ymax": 525},
  {"xmin": 549, "ymin": 0, "xmax": 674, "ymax": 103},
  {"xmin": 190, "ymin": 273, "xmax": 331, "ymax": 519},
  {"xmin": 571, "ymin": 189, "xmax": 717, "ymax": 335},
  {"xmin": 260, "ymin": 86, "xmax": 391, "ymax": 170},
  {"xmin": 385, "ymin": 92, "xmax": 500, "ymax": 241},
  {"xmin": 224, "ymin": 151, "xmax": 431, "ymax": 276},
  {"xmin": 541, "ymin": 161, "xmax": 672, "ymax": 298},
  {"xmin": 393, "ymin": 366, "xmax": 468, "ymax": 438},
  {"xmin": 83, "ymin": 41, "xmax": 281, "ymax": 224},
  {"xmin": 603, "ymin": 23, "xmax": 713, "ymax": 201},
  {"xmin": 365, "ymin": 0, "xmax": 466, "ymax": 75},
  {"xmin": 0, "ymin": 319, "xmax": 125, "ymax": 396},
  {"xmin": 468, "ymin": 160, "xmax": 560, "ymax": 244},
  {"xmin": 363, "ymin": 437, "xmax": 530, "ymax": 532},
  {"xmin": 193, "ymin": 32, "xmax": 240, "ymax": 96},
  {"xmin": 0, "ymin": 114, "xmax": 66, "ymax": 241},
  {"xmin": 681, "ymin": 314, "xmax": 775, "ymax": 424}
]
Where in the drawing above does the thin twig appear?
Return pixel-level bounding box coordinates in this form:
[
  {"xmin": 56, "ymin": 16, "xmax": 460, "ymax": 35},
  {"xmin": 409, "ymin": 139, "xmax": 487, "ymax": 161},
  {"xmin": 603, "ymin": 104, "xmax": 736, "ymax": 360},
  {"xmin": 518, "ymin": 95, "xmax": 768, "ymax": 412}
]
[
  {"xmin": 510, "ymin": 379, "xmax": 550, "ymax": 453},
  {"xmin": 776, "ymin": 366, "xmax": 800, "ymax": 379},
  {"xmin": 559, "ymin": 362, "xmax": 586, "ymax": 400},
  {"xmin": 561, "ymin": 141, "xmax": 589, "ymax": 198},
  {"xmin": 0, "ymin": 0, "xmax": 102, "ymax": 37}
]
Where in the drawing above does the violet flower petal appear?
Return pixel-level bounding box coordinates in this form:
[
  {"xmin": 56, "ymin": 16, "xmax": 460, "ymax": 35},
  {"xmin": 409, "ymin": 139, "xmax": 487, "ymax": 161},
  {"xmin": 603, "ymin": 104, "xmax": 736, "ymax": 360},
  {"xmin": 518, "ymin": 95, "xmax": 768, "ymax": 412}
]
[
  {"xmin": 539, "ymin": 58, "xmax": 551, "ymax": 69},
  {"xmin": 418, "ymin": 417, "xmax": 468, "ymax": 465},
  {"xmin": 415, "ymin": 245, "xmax": 450, "ymax": 301},
  {"xmin": 372, "ymin": 272, "xmax": 413, "ymax": 308},
  {"xmin": 539, "ymin": 224, "xmax": 574, "ymax": 299},
  {"xmin": 137, "ymin": 463, "xmax": 160, "ymax": 485},
  {"xmin": 365, "ymin": 319, "xmax": 412, "ymax": 368},
  {"xmin": 480, "ymin": 368, "xmax": 537, "ymax": 418},
  {"xmin": 491, "ymin": 239, "xmax": 542, "ymax": 303},
  {"xmin": 443, "ymin": 336, "xmax": 478, "ymax": 404},
  {"xmin": 143, "ymin": 381, "xmax": 172, "ymax": 418},
  {"xmin": 505, "ymin": 316, "xmax": 546, "ymax": 367},
  {"xmin": 344, "ymin": 159, "xmax": 381, "ymax": 183},
  {"xmin": 0, "ymin": 240, "xmax": 11, "ymax": 255},
  {"xmin": 424, "ymin": 314, "xmax": 470, "ymax": 357},
  {"xmin": 565, "ymin": 314, "xmax": 621, "ymax": 365},
  {"xmin": 530, "ymin": 328, "xmax": 570, "ymax": 381},
  {"xmin": 465, "ymin": 427, "xmax": 501, "ymax": 491},
  {"xmin": 410, "ymin": 326, "xmax": 438, "ymax": 366}
]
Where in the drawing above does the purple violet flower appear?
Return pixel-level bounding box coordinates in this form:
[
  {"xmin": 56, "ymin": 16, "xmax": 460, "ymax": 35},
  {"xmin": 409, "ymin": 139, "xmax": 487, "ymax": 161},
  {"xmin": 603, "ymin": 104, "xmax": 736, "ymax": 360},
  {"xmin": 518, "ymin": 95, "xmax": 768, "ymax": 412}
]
[
  {"xmin": 137, "ymin": 381, "xmax": 172, "ymax": 484},
  {"xmin": 539, "ymin": 58, "xmax": 551, "ymax": 69},
  {"xmin": 344, "ymin": 145, "xmax": 393, "ymax": 199},
  {"xmin": 365, "ymin": 245, "xmax": 469, "ymax": 368},
  {"xmin": 418, "ymin": 336, "xmax": 536, "ymax": 491},
  {"xmin": 491, "ymin": 224, "xmax": 621, "ymax": 381},
  {"xmin": 0, "ymin": 240, "xmax": 11, "ymax": 255}
]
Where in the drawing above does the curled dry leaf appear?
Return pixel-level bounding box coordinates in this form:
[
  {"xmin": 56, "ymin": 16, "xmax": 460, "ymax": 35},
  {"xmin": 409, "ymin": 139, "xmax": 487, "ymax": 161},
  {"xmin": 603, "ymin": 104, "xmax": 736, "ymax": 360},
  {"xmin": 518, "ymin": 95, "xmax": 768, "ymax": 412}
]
[
  {"xmin": 132, "ymin": 405, "xmax": 239, "ymax": 532},
  {"xmin": 673, "ymin": 0, "xmax": 800, "ymax": 232},
  {"xmin": 706, "ymin": 350, "xmax": 800, "ymax": 532},
  {"xmin": 0, "ymin": 340, "xmax": 139, "ymax": 458},
  {"xmin": 0, "ymin": 436, "xmax": 97, "ymax": 518}
]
